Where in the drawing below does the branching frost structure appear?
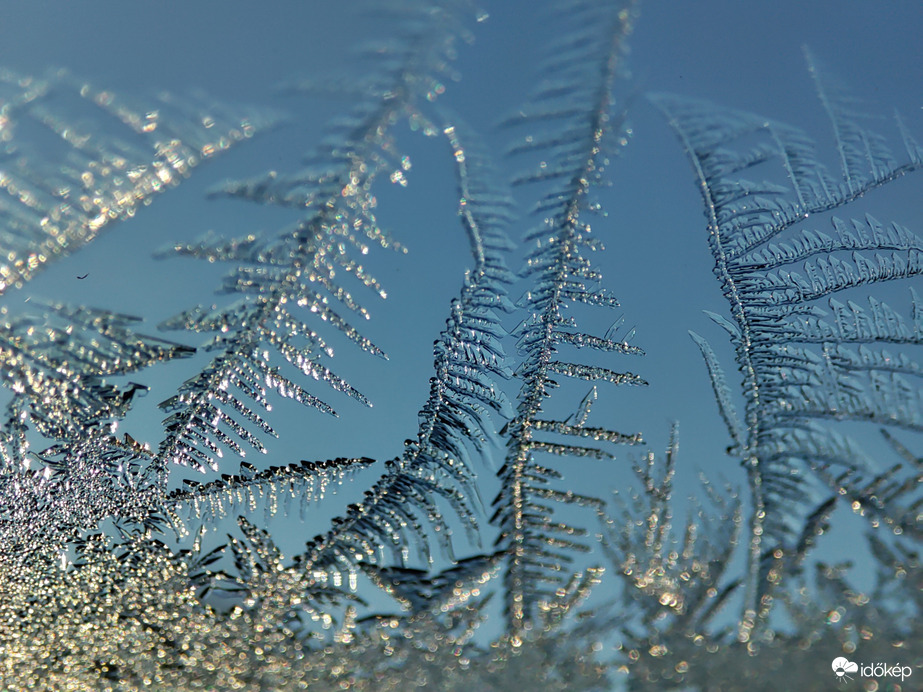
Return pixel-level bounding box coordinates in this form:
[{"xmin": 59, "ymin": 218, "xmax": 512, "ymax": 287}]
[
  {"xmin": 0, "ymin": 2, "xmax": 920, "ymax": 689},
  {"xmin": 492, "ymin": 0, "xmax": 644, "ymax": 638},
  {"xmin": 0, "ymin": 68, "xmax": 269, "ymax": 293},
  {"xmin": 0, "ymin": 75, "xmax": 269, "ymax": 564},
  {"xmin": 151, "ymin": 1, "xmax": 517, "ymax": 605},
  {"xmin": 653, "ymin": 50, "xmax": 923, "ymax": 637}
]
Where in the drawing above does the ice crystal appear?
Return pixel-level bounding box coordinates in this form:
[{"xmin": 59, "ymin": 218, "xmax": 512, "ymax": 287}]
[
  {"xmin": 0, "ymin": 68, "xmax": 271, "ymax": 293},
  {"xmin": 0, "ymin": 2, "xmax": 920, "ymax": 690}
]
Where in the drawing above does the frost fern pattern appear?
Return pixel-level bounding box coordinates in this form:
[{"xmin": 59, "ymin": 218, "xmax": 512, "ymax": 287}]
[{"xmin": 0, "ymin": 2, "xmax": 921, "ymax": 691}]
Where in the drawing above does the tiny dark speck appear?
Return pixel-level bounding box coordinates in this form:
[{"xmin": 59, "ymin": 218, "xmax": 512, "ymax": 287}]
[{"xmin": 77, "ymin": 273, "xmax": 89, "ymax": 279}]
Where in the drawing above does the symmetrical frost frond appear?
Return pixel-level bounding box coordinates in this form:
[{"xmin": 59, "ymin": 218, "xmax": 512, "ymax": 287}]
[
  {"xmin": 653, "ymin": 54, "xmax": 923, "ymax": 627},
  {"xmin": 165, "ymin": 456, "xmax": 376, "ymax": 532},
  {"xmin": 492, "ymin": 0, "xmax": 643, "ymax": 637},
  {"xmin": 289, "ymin": 119, "xmax": 514, "ymax": 579},
  {"xmin": 151, "ymin": 2, "xmax": 479, "ymax": 478}
]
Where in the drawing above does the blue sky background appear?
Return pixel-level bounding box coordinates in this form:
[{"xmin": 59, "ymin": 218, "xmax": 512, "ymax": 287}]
[{"xmin": 2, "ymin": 0, "xmax": 921, "ymax": 642}]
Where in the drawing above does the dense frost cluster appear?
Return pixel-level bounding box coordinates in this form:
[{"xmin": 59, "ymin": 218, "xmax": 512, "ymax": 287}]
[{"xmin": 0, "ymin": 1, "xmax": 919, "ymax": 690}]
